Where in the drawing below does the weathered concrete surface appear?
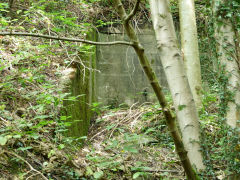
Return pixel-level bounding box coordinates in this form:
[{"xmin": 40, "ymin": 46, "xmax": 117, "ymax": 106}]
[
  {"xmin": 61, "ymin": 65, "xmax": 91, "ymax": 138},
  {"xmin": 61, "ymin": 30, "xmax": 96, "ymax": 139},
  {"xmin": 96, "ymin": 28, "xmax": 168, "ymax": 106},
  {"xmin": 60, "ymin": 27, "xmax": 168, "ymax": 138}
]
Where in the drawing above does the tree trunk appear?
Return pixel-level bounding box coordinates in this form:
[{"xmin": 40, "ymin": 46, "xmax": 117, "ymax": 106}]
[
  {"xmin": 149, "ymin": 0, "xmax": 205, "ymax": 170},
  {"xmin": 213, "ymin": 0, "xmax": 240, "ymax": 128},
  {"xmin": 113, "ymin": 0, "xmax": 199, "ymax": 178},
  {"xmin": 179, "ymin": 0, "xmax": 202, "ymax": 108}
]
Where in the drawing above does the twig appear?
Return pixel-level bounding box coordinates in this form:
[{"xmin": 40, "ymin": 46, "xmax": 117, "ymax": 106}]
[
  {"xmin": 26, "ymin": 172, "xmax": 43, "ymax": 180},
  {"xmin": 0, "ymin": 116, "xmax": 8, "ymax": 123},
  {"xmin": 4, "ymin": 151, "xmax": 48, "ymax": 180},
  {"xmin": 131, "ymin": 166, "xmax": 182, "ymax": 173},
  {"xmin": 129, "ymin": 102, "xmax": 139, "ymax": 114},
  {"xmin": 142, "ymin": 169, "xmax": 182, "ymax": 173},
  {"xmin": 130, "ymin": 111, "xmax": 144, "ymax": 130},
  {"xmin": 125, "ymin": 0, "xmax": 141, "ymax": 23},
  {"xmin": 109, "ymin": 110, "xmax": 142, "ymax": 138},
  {"xmin": 28, "ymin": 103, "xmax": 37, "ymax": 115},
  {"xmin": 0, "ymin": 32, "xmax": 133, "ymax": 46},
  {"xmin": 89, "ymin": 128, "xmax": 108, "ymax": 141}
]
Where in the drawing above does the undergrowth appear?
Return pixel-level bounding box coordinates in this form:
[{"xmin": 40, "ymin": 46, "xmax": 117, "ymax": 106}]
[
  {"xmin": 0, "ymin": 0, "xmax": 240, "ymax": 179},
  {"xmin": 0, "ymin": 34, "xmax": 83, "ymax": 179},
  {"xmin": 0, "ymin": 1, "xmax": 92, "ymax": 179}
]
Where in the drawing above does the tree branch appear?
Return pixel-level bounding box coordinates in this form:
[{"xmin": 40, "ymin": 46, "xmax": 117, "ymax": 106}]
[
  {"xmin": 125, "ymin": 0, "xmax": 141, "ymax": 23},
  {"xmin": 0, "ymin": 32, "xmax": 133, "ymax": 46}
]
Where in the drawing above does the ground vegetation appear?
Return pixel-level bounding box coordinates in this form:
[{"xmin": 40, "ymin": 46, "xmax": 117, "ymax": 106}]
[{"xmin": 0, "ymin": 0, "xmax": 240, "ymax": 179}]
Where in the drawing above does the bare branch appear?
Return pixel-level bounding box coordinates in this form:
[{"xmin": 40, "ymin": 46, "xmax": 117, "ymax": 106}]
[
  {"xmin": 140, "ymin": 168, "xmax": 181, "ymax": 173},
  {"xmin": 3, "ymin": 151, "xmax": 48, "ymax": 180},
  {"xmin": 125, "ymin": 0, "xmax": 141, "ymax": 23},
  {"xmin": 0, "ymin": 32, "xmax": 133, "ymax": 46}
]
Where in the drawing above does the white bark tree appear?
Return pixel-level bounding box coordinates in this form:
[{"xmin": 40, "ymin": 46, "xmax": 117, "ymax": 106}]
[
  {"xmin": 149, "ymin": 0, "xmax": 205, "ymax": 170},
  {"xmin": 179, "ymin": 0, "xmax": 202, "ymax": 108},
  {"xmin": 213, "ymin": 0, "xmax": 240, "ymax": 128},
  {"xmin": 0, "ymin": 1, "xmax": 203, "ymax": 176}
]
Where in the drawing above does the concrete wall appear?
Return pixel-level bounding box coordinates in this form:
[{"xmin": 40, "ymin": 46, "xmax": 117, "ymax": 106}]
[
  {"xmin": 96, "ymin": 28, "xmax": 168, "ymax": 107},
  {"xmin": 61, "ymin": 30, "xmax": 96, "ymax": 140},
  {"xmin": 60, "ymin": 27, "xmax": 168, "ymax": 138}
]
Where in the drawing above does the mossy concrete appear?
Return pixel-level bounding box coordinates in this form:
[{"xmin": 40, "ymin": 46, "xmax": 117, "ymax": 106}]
[
  {"xmin": 96, "ymin": 27, "xmax": 168, "ymax": 106},
  {"xmin": 62, "ymin": 30, "xmax": 96, "ymax": 139},
  {"xmin": 61, "ymin": 26, "xmax": 168, "ymax": 138}
]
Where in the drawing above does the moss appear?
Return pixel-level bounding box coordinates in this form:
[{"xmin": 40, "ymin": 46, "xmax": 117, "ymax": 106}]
[
  {"xmin": 62, "ymin": 30, "xmax": 96, "ymax": 141},
  {"xmin": 63, "ymin": 66, "xmax": 89, "ymax": 138},
  {"xmin": 87, "ymin": 29, "xmax": 97, "ymax": 104}
]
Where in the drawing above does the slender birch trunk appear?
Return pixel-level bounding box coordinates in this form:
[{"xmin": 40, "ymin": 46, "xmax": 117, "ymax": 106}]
[
  {"xmin": 149, "ymin": 0, "xmax": 205, "ymax": 170},
  {"xmin": 112, "ymin": 0, "xmax": 199, "ymax": 178},
  {"xmin": 179, "ymin": 0, "xmax": 202, "ymax": 108},
  {"xmin": 213, "ymin": 0, "xmax": 240, "ymax": 128},
  {"xmin": 0, "ymin": 0, "xmax": 201, "ymax": 175}
]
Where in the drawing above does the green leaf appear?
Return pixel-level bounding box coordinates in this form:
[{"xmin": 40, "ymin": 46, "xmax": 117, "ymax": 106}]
[
  {"xmin": 58, "ymin": 144, "xmax": 65, "ymax": 149},
  {"xmin": 178, "ymin": 105, "xmax": 187, "ymax": 111},
  {"xmin": 13, "ymin": 135, "xmax": 22, "ymax": 138},
  {"xmin": 123, "ymin": 145, "xmax": 139, "ymax": 153},
  {"xmin": 0, "ymin": 136, "xmax": 8, "ymax": 145},
  {"xmin": 93, "ymin": 171, "xmax": 104, "ymax": 179},
  {"xmin": 79, "ymin": 136, "xmax": 87, "ymax": 140},
  {"xmin": 0, "ymin": 105, "xmax": 6, "ymax": 111},
  {"xmin": 16, "ymin": 10, "xmax": 22, "ymax": 14},
  {"xmin": 17, "ymin": 146, "xmax": 32, "ymax": 151},
  {"xmin": 65, "ymin": 94, "xmax": 85, "ymax": 101},
  {"xmin": 106, "ymin": 124, "xmax": 115, "ymax": 130},
  {"xmin": 60, "ymin": 116, "xmax": 68, "ymax": 121},
  {"xmin": 30, "ymin": 133, "xmax": 40, "ymax": 140},
  {"xmin": 133, "ymin": 172, "xmax": 144, "ymax": 179},
  {"xmin": 63, "ymin": 122, "xmax": 72, "ymax": 126},
  {"xmin": 33, "ymin": 115, "xmax": 50, "ymax": 120},
  {"xmin": 144, "ymin": 127, "xmax": 156, "ymax": 134},
  {"xmin": 86, "ymin": 166, "xmax": 93, "ymax": 176},
  {"xmin": 48, "ymin": 149, "xmax": 56, "ymax": 158}
]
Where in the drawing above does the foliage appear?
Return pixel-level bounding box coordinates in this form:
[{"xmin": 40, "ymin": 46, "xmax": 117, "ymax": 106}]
[
  {"xmin": 195, "ymin": 2, "xmax": 240, "ymax": 178},
  {"xmin": 0, "ymin": 0, "xmax": 95, "ymax": 178},
  {"xmin": 215, "ymin": 0, "xmax": 240, "ymax": 30},
  {"xmin": 0, "ymin": 37, "xmax": 77, "ymax": 178},
  {"xmin": 1, "ymin": 0, "xmax": 240, "ymax": 179},
  {"xmin": 198, "ymin": 90, "xmax": 240, "ymax": 178},
  {"xmin": 84, "ymin": 105, "xmax": 182, "ymax": 179}
]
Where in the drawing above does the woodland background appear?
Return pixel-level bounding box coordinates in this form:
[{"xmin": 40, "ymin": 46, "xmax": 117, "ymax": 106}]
[{"xmin": 0, "ymin": 0, "xmax": 240, "ymax": 179}]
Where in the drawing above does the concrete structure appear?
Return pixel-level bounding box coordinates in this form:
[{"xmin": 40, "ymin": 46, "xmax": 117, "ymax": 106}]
[
  {"xmin": 61, "ymin": 28, "xmax": 169, "ymax": 138},
  {"xmin": 96, "ymin": 27, "xmax": 168, "ymax": 107},
  {"xmin": 61, "ymin": 31, "xmax": 97, "ymax": 139}
]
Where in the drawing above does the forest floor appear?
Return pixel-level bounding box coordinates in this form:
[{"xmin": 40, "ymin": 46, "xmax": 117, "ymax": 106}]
[
  {"xmin": 1, "ymin": 31, "xmax": 237, "ymax": 180},
  {"xmin": 75, "ymin": 105, "xmax": 185, "ymax": 179},
  {"xmin": 0, "ymin": 34, "xmax": 184, "ymax": 180}
]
